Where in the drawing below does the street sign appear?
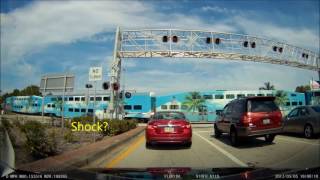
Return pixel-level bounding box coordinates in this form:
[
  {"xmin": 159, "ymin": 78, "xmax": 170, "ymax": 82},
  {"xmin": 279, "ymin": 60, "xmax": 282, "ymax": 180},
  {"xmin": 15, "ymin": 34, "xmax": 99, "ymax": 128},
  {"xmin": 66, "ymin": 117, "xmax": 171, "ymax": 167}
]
[
  {"xmin": 40, "ymin": 74, "xmax": 74, "ymax": 93},
  {"xmin": 89, "ymin": 67, "xmax": 102, "ymax": 81}
]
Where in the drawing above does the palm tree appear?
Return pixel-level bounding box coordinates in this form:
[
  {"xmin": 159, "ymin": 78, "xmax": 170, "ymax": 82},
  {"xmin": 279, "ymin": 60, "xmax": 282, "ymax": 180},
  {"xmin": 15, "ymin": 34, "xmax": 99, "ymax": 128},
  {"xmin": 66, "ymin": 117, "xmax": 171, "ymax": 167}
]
[
  {"xmin": 182, "ymin": 92, "xmax": 205, "ymax": 115},
  {"xmin": 259, "ymin": 82, "xmax": 275, "ymax": 90},
  {"xmin": 54, "ymin": 97, "xmax": 63, "ymax": 116},
  {"xmin": 274, "ymin": 90, "xmax": 288, "ymax": 107}
]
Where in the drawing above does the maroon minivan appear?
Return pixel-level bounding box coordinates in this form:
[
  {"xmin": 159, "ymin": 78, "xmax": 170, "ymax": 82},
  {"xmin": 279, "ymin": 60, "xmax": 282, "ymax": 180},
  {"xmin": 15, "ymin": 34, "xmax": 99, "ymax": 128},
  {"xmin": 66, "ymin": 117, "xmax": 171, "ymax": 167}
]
[{"xmin": 214, "ymin": 96, "xmax": 282, "ymax": 146}]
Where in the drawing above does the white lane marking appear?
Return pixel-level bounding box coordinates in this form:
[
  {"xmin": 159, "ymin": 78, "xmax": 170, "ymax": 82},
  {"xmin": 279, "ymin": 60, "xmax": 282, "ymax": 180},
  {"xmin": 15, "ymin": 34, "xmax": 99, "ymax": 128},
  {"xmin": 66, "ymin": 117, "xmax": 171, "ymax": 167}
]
[
  {"xmin": 277, "ymin": 137, "xmax": 320, "ymax": 146},
  {"xmin": 194, "ymin": 132, "xmax": 248, "ymax": 167},
  {"xmin": 195, "ymin": 130, "xmax": 212, "ymax": 133}
]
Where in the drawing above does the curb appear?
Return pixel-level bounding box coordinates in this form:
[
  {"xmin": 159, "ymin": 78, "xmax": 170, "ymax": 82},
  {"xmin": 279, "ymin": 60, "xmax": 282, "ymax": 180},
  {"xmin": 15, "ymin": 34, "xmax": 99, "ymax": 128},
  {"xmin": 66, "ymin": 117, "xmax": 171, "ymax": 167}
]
[{"xmin": 19, "ymin": 126, "xmax": 145, "ymax": 172}]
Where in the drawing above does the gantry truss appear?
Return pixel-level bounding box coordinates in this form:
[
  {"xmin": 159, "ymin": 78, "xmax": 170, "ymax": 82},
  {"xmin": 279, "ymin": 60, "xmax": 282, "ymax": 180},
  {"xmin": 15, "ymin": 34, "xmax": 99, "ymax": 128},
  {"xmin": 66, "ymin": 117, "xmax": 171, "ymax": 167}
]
[{"xmin": 109, "ymin": 28, "xmax": 320, "ymax": 119}]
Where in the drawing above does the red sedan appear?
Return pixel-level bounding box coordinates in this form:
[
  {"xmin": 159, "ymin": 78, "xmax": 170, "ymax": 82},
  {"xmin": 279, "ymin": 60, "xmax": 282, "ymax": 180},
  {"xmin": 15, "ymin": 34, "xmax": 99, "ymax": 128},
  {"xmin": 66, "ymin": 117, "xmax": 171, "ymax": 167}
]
[{"xmin": 145, "ymin": 111, "xmax": 192, "ymax": 148}]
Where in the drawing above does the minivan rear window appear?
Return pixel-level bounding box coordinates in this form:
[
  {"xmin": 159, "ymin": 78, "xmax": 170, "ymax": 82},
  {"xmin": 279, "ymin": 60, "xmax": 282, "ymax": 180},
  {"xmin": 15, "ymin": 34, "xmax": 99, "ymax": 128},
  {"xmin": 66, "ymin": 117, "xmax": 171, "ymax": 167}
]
[{"xmin": 248, "ymin": 100, "xmax": 279, "ymax": 112}]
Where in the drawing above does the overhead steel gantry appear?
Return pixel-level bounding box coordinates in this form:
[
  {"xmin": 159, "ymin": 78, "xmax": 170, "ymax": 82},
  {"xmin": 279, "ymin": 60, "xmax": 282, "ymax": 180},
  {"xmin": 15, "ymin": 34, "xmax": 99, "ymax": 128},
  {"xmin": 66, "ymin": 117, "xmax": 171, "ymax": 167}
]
[{"xmin": 108, "ymin": 27, "xmax": 320, "ymax": 119}]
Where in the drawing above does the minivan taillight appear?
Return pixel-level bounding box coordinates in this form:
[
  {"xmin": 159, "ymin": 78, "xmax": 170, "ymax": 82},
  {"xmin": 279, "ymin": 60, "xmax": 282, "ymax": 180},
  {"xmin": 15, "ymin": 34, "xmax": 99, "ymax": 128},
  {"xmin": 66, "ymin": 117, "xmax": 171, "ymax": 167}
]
[{"xmin": 241, "ymin": 113, "xmax": 251, "ymax": 127}]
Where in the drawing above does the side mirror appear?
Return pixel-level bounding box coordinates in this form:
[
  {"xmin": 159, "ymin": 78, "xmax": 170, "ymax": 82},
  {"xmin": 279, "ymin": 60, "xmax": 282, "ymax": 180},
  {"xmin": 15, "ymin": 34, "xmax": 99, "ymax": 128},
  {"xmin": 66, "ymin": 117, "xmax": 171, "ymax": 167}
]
[{"xmin": 216, "ymin": 110, "xmax": 223, "ymax": 116}]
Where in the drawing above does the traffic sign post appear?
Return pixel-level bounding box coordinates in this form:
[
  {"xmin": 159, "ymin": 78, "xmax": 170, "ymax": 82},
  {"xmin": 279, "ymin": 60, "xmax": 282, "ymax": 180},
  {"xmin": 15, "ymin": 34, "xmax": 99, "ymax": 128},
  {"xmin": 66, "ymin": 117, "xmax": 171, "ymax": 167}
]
[{"xmin": 89, "ymin": 67, "xmax": 102, "ymax": 142}]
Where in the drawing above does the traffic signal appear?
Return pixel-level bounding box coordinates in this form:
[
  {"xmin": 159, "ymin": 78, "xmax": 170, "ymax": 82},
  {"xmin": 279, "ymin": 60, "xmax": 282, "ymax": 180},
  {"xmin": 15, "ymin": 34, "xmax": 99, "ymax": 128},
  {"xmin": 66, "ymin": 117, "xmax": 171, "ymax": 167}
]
[
  {"xmin": 125, "ymin": 92, "xmax": 132, "ymax": 98},
  {"xmin": 112, "ymin": 83, "xmax": 119, "ymax": 91},
  {"xmin": 102, "ymin": 82, "xmax": 109, "ymax": 90}
]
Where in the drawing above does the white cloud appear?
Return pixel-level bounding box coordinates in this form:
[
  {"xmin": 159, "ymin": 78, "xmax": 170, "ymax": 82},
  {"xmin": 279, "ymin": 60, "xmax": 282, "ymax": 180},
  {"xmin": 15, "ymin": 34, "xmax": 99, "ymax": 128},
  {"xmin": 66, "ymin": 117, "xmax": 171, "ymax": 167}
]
[{"xmin": 1, "ymin": 1, "xmax": 318, "ymax": 93}]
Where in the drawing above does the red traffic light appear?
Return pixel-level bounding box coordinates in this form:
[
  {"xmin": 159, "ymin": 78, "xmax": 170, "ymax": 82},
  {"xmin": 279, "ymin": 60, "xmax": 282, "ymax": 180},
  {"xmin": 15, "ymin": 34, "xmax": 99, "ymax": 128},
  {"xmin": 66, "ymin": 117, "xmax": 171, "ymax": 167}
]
[{"xmin": 112, "ymin": 83, "xmax": 119, "ymax": 91}]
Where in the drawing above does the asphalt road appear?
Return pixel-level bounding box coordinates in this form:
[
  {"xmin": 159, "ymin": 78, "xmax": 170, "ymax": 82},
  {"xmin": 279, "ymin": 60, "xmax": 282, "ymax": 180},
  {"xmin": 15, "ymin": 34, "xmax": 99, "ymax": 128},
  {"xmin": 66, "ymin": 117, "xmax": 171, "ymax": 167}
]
[{"xmin": 88, "ymin": 126, "xmax": 320, "ymax": 170}]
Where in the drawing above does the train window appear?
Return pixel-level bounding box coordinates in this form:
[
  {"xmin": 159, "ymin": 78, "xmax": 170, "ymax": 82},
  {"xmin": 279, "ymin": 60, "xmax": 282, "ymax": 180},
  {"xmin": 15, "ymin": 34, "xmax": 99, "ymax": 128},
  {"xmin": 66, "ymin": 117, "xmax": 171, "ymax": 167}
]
[
  {"xmin": 299, "ymin": 101, "xmax": 302, "ymax": 105},
  {"xmin": 133, "ymin": 105, "xmax": 142, "ymax": 110},
  {"xmin": 103, "ymin": 97, "xmax": 110, "ymax": 101},
  {"xmin": 96, "ymin": 97, "xmax": 102, "ymax": 101},
  {"xmin": 47, "ymin": 104, "xmax": 51, "ymax": 108},
  {"xmin": 74, "ymin": 108, "xmax": 80, "ymax": 112},
  {"xmin": 52, "ymin": 104, "xmax": 55, "ymax": 108},
  {"xmin": 181, "ymin": 105, "xmax": 188, "ymax": 110},
  {"xmin": 286, "ymin": 102, "xmax": 290, "ymax": 106},
  {"xmin": 69, "ymin": 108, "xmax": 74, "ymax": 112},
  {"xmin": 57, "ymin": 97, "xmax": 62, "ymax": 101},
  {"xmin": 215, "ymin": 95, "xmax": 224, "ymax": 99},
  {"xmin": 64, "ymin": 97, "xmax": 68, "ymax": 101},
  {"xmin": 75, "ymin": 97, "xmax": 80, "ymax": 101},
  {"xmin": 247, "ymin": 94, "xmax": 255, "ymax": 97},
  {"xmin": 88, "ymin": 109, "xmax": 93, "ymax": 113},
  {"xmin": 291, "ymin": 94, "xmax": 297, "ymax": 97},
  {"xmin": 266, "ymin": 94, "xmax": 274, "ymax": 96},
  {"xmin": 257, "ymin": 94, "xmax": 265, "ymax": 96},
  {"xmin": 292, "ymin": 102, "xmax": 298, "ymax": 106},
  {"xmin": 203, "ymin": 95, "xmax": 213, "ymax": 99},
  {"xmin": 124, "ymin": 105, "xmax": 132, "ymax": 110},
  {"xmin": 237, "ymin": 94, "xmax": 245, "ymax": 98},
  {"xmin": 161, "ymin": 105, "xmax": 167, "ymax": 110},
  {"xmin": 170, "ymin": 105, "xmax": 179, "ymax": 110},
  {"xmin": 226, "ymin": 94, "xmax": 235, "ymax": 99},
  {"xmin": 51, "ymin": 98, "xmax": 57, "ymax": 101},
  {"xmin": 81, "ymin": 97, "xmax": 85, "ymax": 101},
  {"xmin": 69, "ymin": 97, "xmax": 74, "ymax": 101},
  {"xmin": 90, "ymin": 97, "xmax": 94, "ymax": 101},
  {"xmin": 81, "ymin": 109, "xmax": 86, "ymax": 112}
]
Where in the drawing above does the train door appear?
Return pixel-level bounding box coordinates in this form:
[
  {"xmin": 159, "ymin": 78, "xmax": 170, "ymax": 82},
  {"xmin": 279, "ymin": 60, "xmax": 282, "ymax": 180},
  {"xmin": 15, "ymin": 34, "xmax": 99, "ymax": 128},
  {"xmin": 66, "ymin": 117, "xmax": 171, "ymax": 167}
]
[{"xmin": 198, "ymin": 105, "xmax": 208, "ymax": 121}]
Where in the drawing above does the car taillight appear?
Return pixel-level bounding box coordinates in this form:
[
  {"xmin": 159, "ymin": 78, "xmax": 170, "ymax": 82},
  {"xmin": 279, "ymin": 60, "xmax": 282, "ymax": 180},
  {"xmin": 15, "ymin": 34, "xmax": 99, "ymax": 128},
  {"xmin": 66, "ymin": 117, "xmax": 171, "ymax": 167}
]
[
  {"xmin": 147, "ymin": 124, "xmax": 157, "ymax": 130},
  {"xmin": 241, "ymin": 113, "xmax": 251, "ymax": 127},
  {"xmin": 185, "ymin": 124, "xmax": 191, "ymax": 128}
]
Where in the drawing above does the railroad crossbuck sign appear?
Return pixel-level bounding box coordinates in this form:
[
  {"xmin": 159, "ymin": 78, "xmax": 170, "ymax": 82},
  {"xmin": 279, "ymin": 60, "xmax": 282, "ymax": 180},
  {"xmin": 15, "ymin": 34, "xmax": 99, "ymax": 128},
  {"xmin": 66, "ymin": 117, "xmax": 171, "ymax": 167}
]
[{"xmin": 89, "ymin": 67, "xmax": 102, "ymax": 81}]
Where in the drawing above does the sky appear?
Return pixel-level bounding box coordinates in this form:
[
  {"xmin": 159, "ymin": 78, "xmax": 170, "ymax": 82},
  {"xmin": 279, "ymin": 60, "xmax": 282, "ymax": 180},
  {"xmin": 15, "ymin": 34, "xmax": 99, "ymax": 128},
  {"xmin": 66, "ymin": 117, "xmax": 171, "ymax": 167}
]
[{"xmin": 1, "ymin": 0, "xmax": 319, "ymax": 95}]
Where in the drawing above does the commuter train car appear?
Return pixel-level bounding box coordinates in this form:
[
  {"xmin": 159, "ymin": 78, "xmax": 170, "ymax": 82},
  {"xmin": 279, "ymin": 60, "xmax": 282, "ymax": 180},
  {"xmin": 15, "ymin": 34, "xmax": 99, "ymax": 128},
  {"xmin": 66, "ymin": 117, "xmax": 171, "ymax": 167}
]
[
  {"xmin": 5, "ymin": 95, "xmax": 42, "ymax": 114},
  {"xmin": 156, "ymin": 90, "xmax": 306, "ymax": 122},
  {"xmin": 123, "ymin": 92, "xmax": 156, "ymax": 121},
  {"xmin": 5, "ymin": 90, "xmax": 306, "ymax": 121}
]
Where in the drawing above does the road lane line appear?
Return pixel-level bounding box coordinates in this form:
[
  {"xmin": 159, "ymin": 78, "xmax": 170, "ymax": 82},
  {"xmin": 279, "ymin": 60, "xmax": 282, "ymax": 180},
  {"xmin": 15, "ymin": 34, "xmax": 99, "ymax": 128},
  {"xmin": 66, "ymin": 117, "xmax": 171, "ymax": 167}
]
[
  {"xmin": 194, "ymin": 132, "xmax": 248, "ymax": 167},
  {"xmin": 105, "ymin": 135, "xmax": 145, "ymax": 168},
  {"xmin": 195, "ymin": 130, "xmax": 212, "ymax": 133},
  {"xmin": 277, "ymin": 136, "xmax": 320, "ymax": 146}
]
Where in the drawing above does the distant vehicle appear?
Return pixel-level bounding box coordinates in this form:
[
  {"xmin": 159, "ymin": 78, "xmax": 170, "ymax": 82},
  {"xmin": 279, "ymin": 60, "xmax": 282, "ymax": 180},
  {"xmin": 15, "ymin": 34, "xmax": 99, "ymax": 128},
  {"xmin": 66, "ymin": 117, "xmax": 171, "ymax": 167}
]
[
  {"xmin": 214, "ymin": 96, "xmax": 283, "ymax": 146},
  {"xmin": 145, "ymin": 111, "xmax": 192, "ymax": 148},
  {"xmin": 283, "ymin": 105, "xmax": 320, "ymax": 138}
]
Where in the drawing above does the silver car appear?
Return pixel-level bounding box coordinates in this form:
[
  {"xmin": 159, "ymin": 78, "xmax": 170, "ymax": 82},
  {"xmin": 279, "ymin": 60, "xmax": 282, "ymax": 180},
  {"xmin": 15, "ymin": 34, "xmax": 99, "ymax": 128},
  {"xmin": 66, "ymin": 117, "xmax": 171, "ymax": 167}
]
[{"xmin": 283, "ymin": 105, "xmax": 320, "ymax": 138}]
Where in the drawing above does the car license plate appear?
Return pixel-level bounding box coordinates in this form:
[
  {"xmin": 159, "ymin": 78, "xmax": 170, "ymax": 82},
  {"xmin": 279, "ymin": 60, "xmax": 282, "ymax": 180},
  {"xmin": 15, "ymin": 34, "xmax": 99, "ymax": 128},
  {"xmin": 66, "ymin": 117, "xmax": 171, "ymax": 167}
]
[
  {"xmin": 164, "ymin": 127, "xmax": 174, "ymax": 133},
  {"xmin": 263, "ymin": 119, "xmax": 270, "ymax": 125}
]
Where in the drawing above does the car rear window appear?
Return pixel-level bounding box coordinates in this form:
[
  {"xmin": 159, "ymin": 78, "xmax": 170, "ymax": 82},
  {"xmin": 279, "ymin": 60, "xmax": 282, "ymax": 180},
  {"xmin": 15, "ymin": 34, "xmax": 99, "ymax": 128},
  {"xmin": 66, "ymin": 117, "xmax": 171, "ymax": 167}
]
[
  {"xmin": 155, "ymin": 112, "xmax": 185, "ymax": 120},
  {"xmin": 248, "ymin": 99, "xmax": 279, "ymax": 112},
  {"xmin": 311, "ymin": 106, "xmax": 320, "ymax": 113}
]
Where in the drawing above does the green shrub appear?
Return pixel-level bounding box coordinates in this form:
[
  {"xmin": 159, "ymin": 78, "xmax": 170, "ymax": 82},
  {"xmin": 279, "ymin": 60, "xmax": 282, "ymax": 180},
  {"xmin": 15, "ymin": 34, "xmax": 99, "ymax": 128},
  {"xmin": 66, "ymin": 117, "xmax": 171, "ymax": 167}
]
[
  {"xmin": 21, "ymin": 121, "xmax": 57, "ymax": 158},
  {"xmin": 100, "ymin": 119, "xmax": 137, "ymax": 136},
  {"xmin": 64, "ymin": 130, "xmax": 77, "ymax": 143}
]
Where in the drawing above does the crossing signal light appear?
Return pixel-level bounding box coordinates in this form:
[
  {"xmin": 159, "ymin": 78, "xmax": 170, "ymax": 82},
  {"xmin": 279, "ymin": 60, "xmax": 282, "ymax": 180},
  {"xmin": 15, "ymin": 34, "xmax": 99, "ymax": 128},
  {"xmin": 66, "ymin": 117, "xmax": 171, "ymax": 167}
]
[
  {"xmin": 273, "ymin": 46, "xmax": 277, "ymax": 52},
  {"xmin": 102, "ymin": 82, "xmax": 109, "ymax": 90},
  {"xmin": 206, "ymin": 37, "xmax": 211, "ymax": 44},
  {"xmin": 162, "ymin": 36, "xmax": 168, "ymax": 42},
  {"xmin": 251, "ymin": 42, "xmax": 256, "ymax": 48},
  {"xmin": 278, "ymin": 47, "xmax": 283, "ymax": 53},
  {"xmin": 243, "ymin": 41, "xmax": 248, "ymax": 47},
  {"xmin": 125, "ymin": 92, "xmax": 132, "ymax": 98},
  {"xmin": 215, "ymin": 38, "xmax": 220, "ymax": 45},
  {"xmin": 112, "ymin": 83, "xmax": 119, "ymax": 91},
  {"xmin": 172, "ymin": 35, "xmax": 178, "ymax": 43}
]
